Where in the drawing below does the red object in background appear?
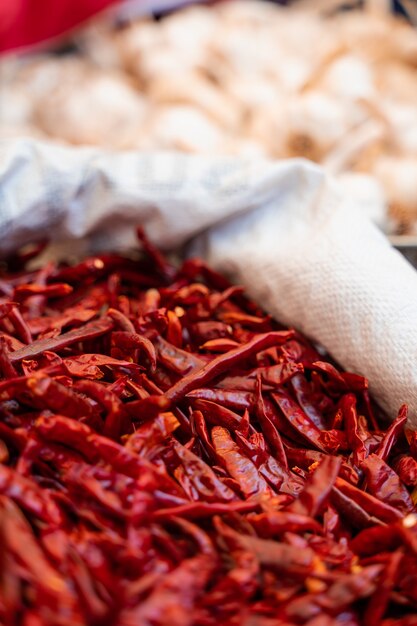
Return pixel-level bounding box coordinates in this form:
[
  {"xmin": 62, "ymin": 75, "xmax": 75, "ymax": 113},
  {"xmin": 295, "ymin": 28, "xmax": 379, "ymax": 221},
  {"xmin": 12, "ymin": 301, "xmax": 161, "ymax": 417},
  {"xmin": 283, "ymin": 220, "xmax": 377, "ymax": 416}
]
[{"xmin": 0, "ymin": 0, "xmax": 122, "ymax": 54}]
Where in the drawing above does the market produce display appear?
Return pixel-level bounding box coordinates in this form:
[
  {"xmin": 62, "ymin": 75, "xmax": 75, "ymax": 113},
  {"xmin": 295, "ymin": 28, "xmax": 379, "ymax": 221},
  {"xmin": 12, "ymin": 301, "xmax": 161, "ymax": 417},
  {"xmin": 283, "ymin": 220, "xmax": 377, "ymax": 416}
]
[
  {"xmin": 1, "ymin": 230, "xmax": 417, "ymax": 625},
  {"xmin": 1, "ymin": 1, "xmax": 417, "ymax": 232}
]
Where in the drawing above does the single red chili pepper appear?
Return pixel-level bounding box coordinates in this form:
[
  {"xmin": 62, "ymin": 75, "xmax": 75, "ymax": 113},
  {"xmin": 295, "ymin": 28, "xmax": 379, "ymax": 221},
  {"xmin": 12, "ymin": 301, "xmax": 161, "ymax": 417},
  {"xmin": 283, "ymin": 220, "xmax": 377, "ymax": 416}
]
[
  {"xmin": 9, "ymin": 318, "xmax": 113, "ymax": 362},
  {"xmin": 248, "ymin": 510, "xmax": 322, "ymax": 536},
  {"xmin": 215, "ymin": 517, "xmax": 315, "ymax": 576},
  {"xmin": 166, "ymin": 310, "xmax": 183, "ymax": 348},
  {"xmin": 311, "ymin": 361, "xmax": 348, "ymax": 390},
  {"xmin": 335, "ymin": 477, "xmax": 403, "ymax": 524},
  {"xmin": 64, "ymin": 353, "xmax": 141, "ymax": 379},
  {"xmin": 0, "ymin": 302, "xmax": 18, "ymax": 319},
  {"xmin": 393, "ymin": 454, "xmax": 417, "ymax": 487},
  {"xmin": 13, "ymin": 283, "xmax": 73, "ymax": 302},
  {"xmin": 363, "ymin": 551, "xmax": 403, "ymax": 626},
  {"xmin": 0, "ymin": 337, "xmax": 18, "ymax": 379},
  {"xmin": 51, "ymin": 254, "xmax": 131, "ymax": 283},
  {"xmin": 258, "ymin": 453, "xmax": 304, "ymax": 496},
  {"xmin": 165, "ymin": 331, "xmax": 294, "ymax": 403},
  {"xmin": 124, "ymin": 395, "xmax": 171, "ymax": 423},
  {"xmin": 171, "ymin": 439, "xmax": 238, "ymax": 503},
  {"xmin": 216, "ymin": 375, "xmax": 273, "ymax": 392},
  {"xmin": 376, "ymin": 404, "xmax": 408, "ymax": 460},
  {"xmin": 289, "ymin": 373, "xmax": 327, "ymax": 430},
  {"xmin": 341, "ymin": 372, "xmax": 369, "ymax": 393},
  {"xmin": 217, "ymin": 311, "xmax": 272, "ymax": 330},
  {"xmin": 199, "ymin": 338, "xmax": 241, "ymax": 352},
  {"xmin": 272, "ymin": 389, "xmax": 328, "ymax": 452},
  {"xmin": 316, "ymin": 565, "xmax": 383, "ymax": 612},
  {"xmin": 126, "ymin": 412, "xmax": 180, "ymax": 459},
  {"xmin": 137, "ymin": 227, "xmax": 176, "ymax": 281},
  {"xmin": 361, "ymin": 453, "xmax": 415, "ymax": 515},
  {"xmin": 8, "ymin": 306, "xmax": 32, "ymax": 344},
  {"xmin": 340, "ymin": 394, "xmax": 368, "ymax": 466},
  {"xmin": 154, "ymin": 335, "xmax": 204, "ymax": 375},
  {"xmin": 285, "ymin": 446, "xmax": 359, "ymax": 485},
  {"xmin": 190, "ymin": 409, "xmax": 217, "ymax": 463},
  {"xmin": 349, "ymin": 523, "xmax": 401, "ymax": 556},
  {"xmin": 255, "ymin": 376, "xmax": 287, "ymax": 469},
  {"xmin": 28, "ymin": 306, "xmax": 98, "ymax": 336},
  {"xmin": 186, "ymin": 387, "xmax": 255, "ymax": 411},
  {"xmin": 289, "ymin": 456, "xmax": 342, "ymax": 518},
  {"xmin": 236, "ymin": 429, "xmax": 269, "ymax": 464},
  {"xmin": 191, "ymin": 321, "xmax": 232, "ymax": 342},
  {"xmin": 330, "ymin": 487, "xmax": 385, "ymax": 530},
  {"xmin": 112, "ymin": 331, "xmax": 157, "ymax": 371},
  {"xmin": 107, "ymin": 307, "xmax": 136, "ymax": 334},
  {"xmin": 211, "ymin": 426, "xmax": 271, "ymax": 498},
  {"xmin": 189, "ymin": 398, "xmax": 244, "ymax": 431},
  {"xmin": 0, "ymin": 466, "xmax": 64, "ymax": 526},
  {"xmin": 0, "ymin": 496, "xmax": 72, "ymax": 611}
]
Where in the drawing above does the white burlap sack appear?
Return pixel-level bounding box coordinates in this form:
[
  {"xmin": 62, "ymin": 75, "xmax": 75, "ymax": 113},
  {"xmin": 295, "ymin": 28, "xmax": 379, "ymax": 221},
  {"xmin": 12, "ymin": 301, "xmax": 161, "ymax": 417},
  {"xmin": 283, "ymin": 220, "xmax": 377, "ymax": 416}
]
[{"xmin": 0, "ymin": 137, "xmax": 416, "ymax": 423}]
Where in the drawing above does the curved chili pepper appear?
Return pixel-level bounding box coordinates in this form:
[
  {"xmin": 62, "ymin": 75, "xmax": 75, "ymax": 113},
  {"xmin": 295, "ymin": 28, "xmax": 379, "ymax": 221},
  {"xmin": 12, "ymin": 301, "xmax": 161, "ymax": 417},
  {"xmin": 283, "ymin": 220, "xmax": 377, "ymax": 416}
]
[
  {"xmin": 8, "ymin": 306, "xmax": 32, "ymax": 344},
  {"xmin": 361, "ymin": 453, "xmax": 415, "ymax": 515},
  {"xmin": 376, "ymin": 404, "xmax": 408, "ymax": 461},
  {"xmin": 9, "ymin": 318, "xmax": 113, "ymax": 362},
  {"xmin": 335, "ymin": 477, "xmax": 403, "ymax": 524},
  {"xmin": 199, "ymin": 338, "xmax": 241, "ymax": 352},
  {"xmin": 211, "ymin": 426, "xmax": 271, "ymax": 498},
  {"xmin": 0, "ymin": 466, "xmax": 63, "ymax": 526},
  {"xmin": 165, "ymin": 331, "xmax": 294, "ymax": 403},
  {"xmin": 171, "ymin": 440, "xmax": 238, "ymax": 503},
  {"xmin": 290, "ymin": 373, "xmax": 326, "ymax": 430},
  {"xmin": 186, "ymin": 388, "xmax": 255, "ymax": 411},
  {"xmin": 289, "ymin": 456, "xmax": 342, "ymax": 518},
  {"xmin": 188, "ymin": 398, "xmax": 244, "ymax": 431},
  {"xmin": 393, "ymin": 455, "xmax": 417, "ymax": 487},
  {"xmin": 272, "ymin": 389, "xmax": 327, "ymax": 452},
  {"xmin": 154, "ymin": 335, "xmax": 204, "ymax": 376},
  {"xmin": 112, "ymin": 331, "xmax": 157, "ymax": 371},
  {"xmin": 13, "ymin": 283, "xmax": 73, "ymax": 302},
  {"xmin": 340, "ymin": 394, "xmax": 368, "ymax": 466}
]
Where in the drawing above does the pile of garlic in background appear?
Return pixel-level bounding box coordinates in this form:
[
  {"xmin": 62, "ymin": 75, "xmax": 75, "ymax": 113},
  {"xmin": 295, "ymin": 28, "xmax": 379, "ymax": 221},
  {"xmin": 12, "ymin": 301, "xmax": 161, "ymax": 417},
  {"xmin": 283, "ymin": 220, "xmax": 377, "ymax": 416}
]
[{"xmin": 1, "ymin": 0, "xmax": 417, "ymax": 234}]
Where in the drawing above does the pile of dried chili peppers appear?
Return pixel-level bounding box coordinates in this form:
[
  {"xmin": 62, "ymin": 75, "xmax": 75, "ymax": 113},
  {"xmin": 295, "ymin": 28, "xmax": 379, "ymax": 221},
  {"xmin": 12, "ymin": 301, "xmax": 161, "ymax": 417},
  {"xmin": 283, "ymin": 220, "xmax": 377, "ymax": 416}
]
[{"xmin": 1, "ymin": 229, "xmax": 417, "ymax": 626}]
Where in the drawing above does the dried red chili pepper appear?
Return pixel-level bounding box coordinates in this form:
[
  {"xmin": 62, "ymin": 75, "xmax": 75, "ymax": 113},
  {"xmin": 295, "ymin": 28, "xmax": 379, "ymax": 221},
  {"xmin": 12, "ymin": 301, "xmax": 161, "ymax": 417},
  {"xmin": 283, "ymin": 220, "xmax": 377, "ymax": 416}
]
[{"xmin": 0, "ymin": 231, "xmax": 415, "ymax": 625}]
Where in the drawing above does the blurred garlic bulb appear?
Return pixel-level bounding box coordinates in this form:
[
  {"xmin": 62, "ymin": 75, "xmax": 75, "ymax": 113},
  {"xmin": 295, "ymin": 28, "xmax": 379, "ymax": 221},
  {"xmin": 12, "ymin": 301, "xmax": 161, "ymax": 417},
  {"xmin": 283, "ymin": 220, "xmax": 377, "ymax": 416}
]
[
  {"xmin": 246, "ymin": 103, "xmax": 292, "ymax": 159},
  {"xmin": 148, "ymin": 71, "xmax": 240, "ymax": 130},
  {"xmin": 159, "ymin": 6, "xmax": 217, "ymax": 52},
  {"xmin": 224, "ymin": 76, "xmax": 282, "ymax": 113},
  {"xmin": 380, "ymin": 101, "xmax": 417, "ymax": 155},
  {"xmin": 75, "ymin": 21, "xmax": 125, "ymax": 70},
  {"xmin": 216, "ymin": 0, "xmax": 281, "ymax": 29},
  {"xmin": 141, "ymin": 106, "xmax": 225, "ymax": 153},
  {"xmin": 119, "ymin": 9, "xmax": 213, "ymax": 83},
  {"xmin": 34, "ymin": 60, "xmax": 147, "ymax": 148},
  {"xmin": 372, "ymin": 156, "xmax": 417, "ymax": 233},
  {"xmin": 318, "ymin": 54, "xmax": 376, "ymax": 103},
  {"xmin": 286, "ymin": 91, "xmax": 368, "ymax": 159},
  {"xmin": 376, "ymin": 63, "xmax": 417, "ymax": 105}
]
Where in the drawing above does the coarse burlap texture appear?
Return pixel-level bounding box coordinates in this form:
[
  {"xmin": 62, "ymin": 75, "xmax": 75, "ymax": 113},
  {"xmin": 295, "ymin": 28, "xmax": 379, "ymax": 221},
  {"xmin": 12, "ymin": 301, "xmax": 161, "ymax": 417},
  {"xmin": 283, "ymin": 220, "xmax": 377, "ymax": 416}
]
[{"xmin": 0, "ymin": 138, "xmax": 416, "ymax": 423}]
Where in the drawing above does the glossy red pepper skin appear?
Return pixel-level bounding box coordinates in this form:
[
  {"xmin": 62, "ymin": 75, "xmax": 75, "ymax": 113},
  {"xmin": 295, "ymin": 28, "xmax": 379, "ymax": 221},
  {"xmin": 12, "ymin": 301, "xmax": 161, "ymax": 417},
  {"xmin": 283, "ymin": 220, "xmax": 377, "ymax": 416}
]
[{"xmin": 0, "ymin": 233, "xmax": 416, "ymax": 625}]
